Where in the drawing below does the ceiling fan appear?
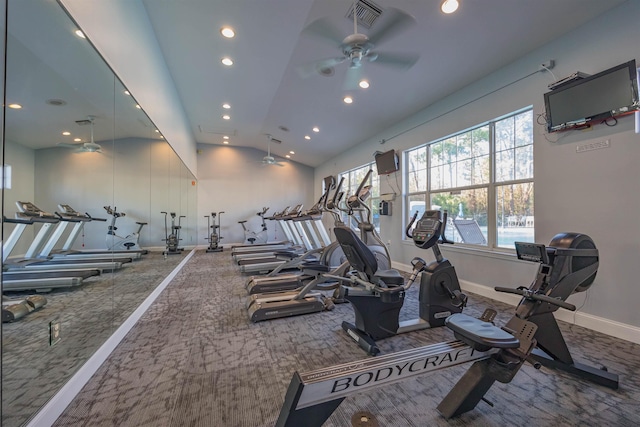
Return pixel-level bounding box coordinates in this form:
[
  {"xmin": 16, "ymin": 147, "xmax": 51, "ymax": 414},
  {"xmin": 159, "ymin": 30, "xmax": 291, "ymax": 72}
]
[
  {"xmin": 299, "ymin": 1, "xmax": 419, "ymax": 89},
  {"xmin": 57, "ymin": 115, "xmax": 103, "ymax": 153},
  {"xmin": 260, "ymin": 135, "xmax": 285, "ymax": 167}
]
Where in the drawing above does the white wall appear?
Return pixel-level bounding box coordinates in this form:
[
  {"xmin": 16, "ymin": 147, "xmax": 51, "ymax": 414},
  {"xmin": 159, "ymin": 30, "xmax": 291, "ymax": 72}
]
[
  {"xmin": 33, "ymin": 138, "xmax": 186, "ymax": 251},
  {"xmin": 196, "ymin": 143, "xmax": 316, "ymax": 246},
  {"xmin": 316, "ymin": 1, "xmax": 640, "ymax": 336},
  {"xmin": 3, "ymin": 140, "xmax": 35, "ymax": 257}
]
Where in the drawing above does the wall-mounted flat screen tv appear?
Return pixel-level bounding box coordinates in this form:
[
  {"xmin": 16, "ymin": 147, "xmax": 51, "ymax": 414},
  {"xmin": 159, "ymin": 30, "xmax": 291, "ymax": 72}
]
[
  {"xmin": 544, "ymin": 59, "xmax": 639, "ymax": 133},
  {"xmin": 374, "ymin": 149, "xmax": 399, "ymax": 175}
]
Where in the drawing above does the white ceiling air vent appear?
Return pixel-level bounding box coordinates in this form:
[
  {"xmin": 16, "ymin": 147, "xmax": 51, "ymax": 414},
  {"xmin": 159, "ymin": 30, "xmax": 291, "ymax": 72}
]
[{"xmin": 346, "ymin": 0, "xmax": 382, "ymax": 29}]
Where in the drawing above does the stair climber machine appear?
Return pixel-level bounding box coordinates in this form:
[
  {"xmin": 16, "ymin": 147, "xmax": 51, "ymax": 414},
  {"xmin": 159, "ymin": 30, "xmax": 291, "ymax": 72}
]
[
  {"xmin": 338, "ymin": 209, "xmax": 467, "ymax": 356},
  {"xmin": 275, "ymin": 232, "xmax": 618, "ymax": 426},
  {"xmin": 104, "ymin": 206, "xmax": 147, "ymax": 252},
  {"xmin": 205, "ymin": 212, "xmax": 224, "ymax": 252},
  {"xmin": 161, "ymin": 212, "xmax": 185, "ymax": 256}
]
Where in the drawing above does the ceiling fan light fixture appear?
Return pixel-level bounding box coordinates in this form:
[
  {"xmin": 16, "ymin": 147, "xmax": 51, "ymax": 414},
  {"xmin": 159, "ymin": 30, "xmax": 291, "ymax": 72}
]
[
  {"xmin": 343, "ymin": 96, "xmax": 353, "ymax": 104},
  {"xmin": 221, "ymin": 57, "xmax": 233, "ymax": 66},
  {"xmin": 358, "ymin": 80, "xmax": 370, "ymax": 89},
  {"xmin": 441, "ymin": 0, "xmax": 459, "ymax": 14},
  {"xmin": 220, "ymin": 26, "xmax": 235, "ymax": 38}
]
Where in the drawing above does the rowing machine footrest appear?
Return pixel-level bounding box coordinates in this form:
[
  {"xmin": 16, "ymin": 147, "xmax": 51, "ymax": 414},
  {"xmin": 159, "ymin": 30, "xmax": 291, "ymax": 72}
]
[{"xmin": 445, "ymin": 313, "xmax": 520, "ymax": 352}]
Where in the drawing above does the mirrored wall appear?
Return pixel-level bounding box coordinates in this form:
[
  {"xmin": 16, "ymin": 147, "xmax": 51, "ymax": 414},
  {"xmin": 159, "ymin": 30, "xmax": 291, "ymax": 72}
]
[{"xmin": 1, "ymin": 1, "xmax": 197, "ymax": 425}]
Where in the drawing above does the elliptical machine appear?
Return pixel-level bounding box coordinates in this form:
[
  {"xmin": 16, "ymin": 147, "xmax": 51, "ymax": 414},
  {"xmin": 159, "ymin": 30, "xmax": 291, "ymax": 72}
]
[
  {"xmin": 238, "ymin": 207, "xmax": 269, "ymax": 245},
  {"xmin": 161, "ymin": 211, "xmax": 185, "ymax": 255},
  {"xmin": 205, "ymin": 211, "xmax": 224, "ymax": 253},
  {"xmin": 337, "ymin": 209, "xmax": 467, "ymax": 355},
  {"xmin": 104, "ymin": 206, "xmax": 147, "ymax": 251}
]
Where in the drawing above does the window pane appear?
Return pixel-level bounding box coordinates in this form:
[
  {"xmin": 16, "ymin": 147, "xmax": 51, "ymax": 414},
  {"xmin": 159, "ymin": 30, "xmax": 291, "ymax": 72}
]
[
  {"xmin": 515, "ymin": 145, "xmax": 533, "ymax": 180},
  {"xmin": 408, "ymin": 168, "xmax": 427, "ymax": 193},
  {"xmin": 496, "ymin": 183, "xmax": 534, "ymax": 248},
  {"xmin": 515, "ymin": 110, "xmax": 533, "ymax": 147},
  {"xmin": 430, "ymin": 188, "xmax": 488, "ymax": 245},
  {"xmin": 430, "ymin": 165, "xmax": 443, "ymax": 191},
  {"xmin": 371, "ymin": 197, "xmax": 380, "ymax": 233},
  {"xmin": 407, "ymin": 147, "xmax": 427, "ymax": 172},
  {"xmin": 495, "ymin": 150, "xmax": 514, "ymax": 182},
  {"xmin": 457, "ymin": 159, "xmax": 472, "ymax": 187},
  {"xmin": 430, "ymin": 141, "xmax": 444, "ymax": 166},
  {"xmin": 472, "ymin": 126, "xmax": 490, "ymax": 156},
  {"xmin": 457, "ymin": 132, "xmax": 472, "ymax": 160},
  {"xmin": 495, "ymin": 116, "xmax": 514, "ymax": 152},
  {"xmin": 472, "ymin": 155, "xmax": 490, "ymax": 184}
]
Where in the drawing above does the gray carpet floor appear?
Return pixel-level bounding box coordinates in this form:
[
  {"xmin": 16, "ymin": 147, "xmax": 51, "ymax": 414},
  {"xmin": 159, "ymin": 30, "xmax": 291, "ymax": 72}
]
[
  {"xmin": 52, "ymin": 249, "xmax": 640, "ymax": 426},
  {"xmin": 2, "ymin": 251, "xmax": 186, "ymax": 427}
]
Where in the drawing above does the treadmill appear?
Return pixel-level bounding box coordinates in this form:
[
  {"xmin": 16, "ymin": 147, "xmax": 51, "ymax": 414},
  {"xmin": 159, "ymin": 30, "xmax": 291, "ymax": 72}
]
[
  {"xmin": 2, "ymin": 216, "xmax": 101, "ymax": 292},
  {"xmin": 40, "ymin": 204, "xmax": 146, "ymax": 260},
  {"xmin": 3, "ymin": 202, "xmax": 131, "ymax": 273}
]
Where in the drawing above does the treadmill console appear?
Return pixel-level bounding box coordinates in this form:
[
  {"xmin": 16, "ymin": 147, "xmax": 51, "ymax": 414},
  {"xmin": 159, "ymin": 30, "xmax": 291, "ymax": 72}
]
[
  {"xmin": 16, "ymin": 201, "xmax": 56, "ymax": 219},
  {"xmin": 412, "ymin": 210, "xmax": 442, "ymax": 249}
]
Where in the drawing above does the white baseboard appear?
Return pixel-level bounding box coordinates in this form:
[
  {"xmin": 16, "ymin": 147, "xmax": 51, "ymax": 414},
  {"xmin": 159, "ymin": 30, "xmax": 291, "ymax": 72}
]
[
  {"xmin": 27, "ymin": 249, "xmax": 196, "ymax": 427},
  {"xmin": 392, "ymin": 261, "xmax": 640, "ymax": 344}
]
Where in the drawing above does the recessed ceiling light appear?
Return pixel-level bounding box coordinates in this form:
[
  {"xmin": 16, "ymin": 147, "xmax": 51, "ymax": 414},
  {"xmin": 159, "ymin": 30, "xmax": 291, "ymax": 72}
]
[
  {"xmin": 124, "ymin": 90, "xmax": 130, "ymax": 95},
  {"xmin": 221, "ymin": 57, "xmax": 233, "ymax": 66},
  {"xmin": 358, "ymin": 80, "xmax": 370, "ymax": 89},
  {"xmin": 285, "ymin": 155, "xmax": 291, "ymax": 159},
  {"xmin": 304, "ymin": 135, "xmax": 311, "ymax": 140},
  {"xmin": 312, "ymin": 127, "xmax": 319, "ymax": 133},
  {"xmin": 220, "ymin": 27, "xmax": 235, "ymax": 38},
  {"xmin": 74, "ymin": 30, "xmax": 86, "ymax": 39},
  {"xmin": 155, "ymin": 129, "xmax": 160, "ymax": 133},
  {"xmin": 289, "ymin": 151, "xmax": 295, "ymax": 154},
  {"xmin": 441, "ymin": 0, "xmax": 459, "ymax": 14},
  {"xmin": 160, "ymin": 135, "xmax": 164, "ymax": 139},
  {"xmin": 223, "ymin": 140, "xmax": 229, "ymax": 145},
  {"xmin": 343, "ymin": 96, "xmax": 353, "ymax": 104},
  {"xmin": 74, "ymin": 138, "xmax": 82, "ymax": 142},
  {"xmin": 222, "ymin": 115, "xmax": 230, "ymax": 120},
  {"xmin": 8, "ymin": 103, "xmax": 22, "ymax": 109},
  {"xmin": 222, "ymin": 103, "xmax": 231, "ymax": 109},
  {"xmin": 223, "ymin": 135, "xmax": 229, "ymax": 139},
  {"xmin": 62, "ymin": 131, "xmax": 71, "ymax": 136},
  {"xmin": 135, "ymin": 104, "xmax": 141, "ymax": 109}
]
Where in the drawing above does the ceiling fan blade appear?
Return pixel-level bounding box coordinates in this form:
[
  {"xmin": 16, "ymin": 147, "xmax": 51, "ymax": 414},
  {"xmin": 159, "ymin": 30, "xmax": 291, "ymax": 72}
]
[
  {"xmin": 343, "ymin": 65, "xmax": 363, "ymax": 90},
  {"xmin": 302, "ymin": 17, "xmax": 346, "ymax": 47},
  {"xmin": 57, "ymin": 142, "xmax": 79, "ymax": 149},
  {"xmin": 368, "ymin": 51, "xmax": 419, "ymax": 69},
  {"xmin": 367, "ymin": 8, "xmax": 416, "ymax": 47},
  {"xmin": 297, "ymin": 56, "xmax": 347, "ymax": 79}
]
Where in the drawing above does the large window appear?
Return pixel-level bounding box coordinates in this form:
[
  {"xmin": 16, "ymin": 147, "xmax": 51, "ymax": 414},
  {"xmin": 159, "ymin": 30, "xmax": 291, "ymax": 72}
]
[
  {"xmin": 339, "ymin": 163, "xmax": 380, "ymax": 232},
  {"xmin": 405, "ymin": 109, "xmax": 534, "ymax": 249}
]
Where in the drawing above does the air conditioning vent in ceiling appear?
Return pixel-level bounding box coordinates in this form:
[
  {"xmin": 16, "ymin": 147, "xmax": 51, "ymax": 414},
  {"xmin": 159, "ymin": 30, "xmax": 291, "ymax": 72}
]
[{"xmin": 346, "ymin": 0, "xmax": 382, "ymax": 29}]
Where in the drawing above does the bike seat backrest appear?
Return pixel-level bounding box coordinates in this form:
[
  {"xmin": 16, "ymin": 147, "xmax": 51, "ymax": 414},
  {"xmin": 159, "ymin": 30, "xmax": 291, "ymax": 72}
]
[
  {"xmin": 445, "ymin": 313, "xmax": 520, "ymax": 352},
  {"xmin": 547, "ymin": 232, "xmax": 599, "ymax": 294},
  {"xmin": 334, "ymin": 226, "xmax": 378, "ymax": 281}
]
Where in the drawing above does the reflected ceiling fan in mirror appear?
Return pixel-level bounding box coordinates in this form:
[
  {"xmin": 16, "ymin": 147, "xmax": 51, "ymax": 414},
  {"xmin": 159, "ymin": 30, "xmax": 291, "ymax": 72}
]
[
  {"xmin": 260, "ymin": 134, "xmax": 285, "ymax": 167},
  {"xmin": 57, "ymin": 115, "xmax": 103, "ymax": 153},
  {"xmin": 299, "ymin": 0, "xmax": 419, "ymax": 90}
]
